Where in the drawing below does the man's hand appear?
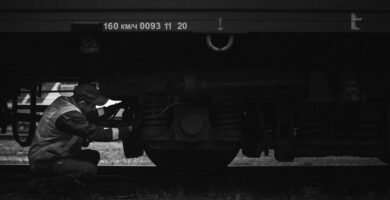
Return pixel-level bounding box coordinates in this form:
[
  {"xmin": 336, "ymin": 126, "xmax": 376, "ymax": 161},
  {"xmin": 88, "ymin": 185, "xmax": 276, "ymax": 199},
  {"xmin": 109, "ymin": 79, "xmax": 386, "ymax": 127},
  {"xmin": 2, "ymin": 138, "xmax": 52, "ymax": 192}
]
[
  {"xmin": 131, "ymin": 114, "xmax": 143, "ymax": 132},
  {"xmin": 118, "ymin": 123, "xmax": 133, "ymax": 139},
  {"xmin": 118, "ymin": 113, "xmax": 142, "ymax": 139}
]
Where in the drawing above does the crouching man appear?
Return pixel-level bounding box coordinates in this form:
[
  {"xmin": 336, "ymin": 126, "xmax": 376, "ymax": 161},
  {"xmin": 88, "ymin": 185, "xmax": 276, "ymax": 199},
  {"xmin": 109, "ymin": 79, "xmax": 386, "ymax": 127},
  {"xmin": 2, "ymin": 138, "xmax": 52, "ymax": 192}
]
[{"xmin": 28, "ymin": 83, "xmax": 132, "ymax": 186}]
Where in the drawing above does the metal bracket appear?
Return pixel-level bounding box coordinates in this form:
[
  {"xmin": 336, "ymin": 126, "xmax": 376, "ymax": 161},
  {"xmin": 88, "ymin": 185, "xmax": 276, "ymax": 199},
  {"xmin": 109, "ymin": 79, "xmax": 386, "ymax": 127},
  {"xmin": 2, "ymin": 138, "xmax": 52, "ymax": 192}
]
[
  {"xmin": 206, "ymin": 34, "xmax": 234, "ymax": 52},
  {"xmin": 12, "ymin": 85, "xmax": 37, "ymax": 147}
]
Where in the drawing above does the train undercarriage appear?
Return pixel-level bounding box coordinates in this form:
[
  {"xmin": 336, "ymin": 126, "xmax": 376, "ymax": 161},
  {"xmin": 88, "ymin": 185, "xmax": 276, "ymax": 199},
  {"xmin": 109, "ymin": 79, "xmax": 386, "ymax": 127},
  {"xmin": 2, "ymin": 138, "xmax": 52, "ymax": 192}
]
[{"xmin": 1, "ymin": 0, "xmax": 390, "ymax": 173}]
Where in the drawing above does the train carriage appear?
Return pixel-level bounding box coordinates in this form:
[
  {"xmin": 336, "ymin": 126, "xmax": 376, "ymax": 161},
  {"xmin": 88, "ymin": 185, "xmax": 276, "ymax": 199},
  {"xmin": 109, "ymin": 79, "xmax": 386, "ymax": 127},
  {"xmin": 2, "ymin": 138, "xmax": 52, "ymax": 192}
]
[{"xmin": 1, "ymin": 0, "xmax": 390, "ymax": 173}]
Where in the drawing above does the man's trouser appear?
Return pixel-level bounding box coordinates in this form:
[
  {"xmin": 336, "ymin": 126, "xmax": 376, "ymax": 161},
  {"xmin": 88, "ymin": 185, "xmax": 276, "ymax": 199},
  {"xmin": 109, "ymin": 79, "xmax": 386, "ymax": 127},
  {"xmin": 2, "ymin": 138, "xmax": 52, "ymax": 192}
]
[{"xmin": 31, "ymin": 149, "xmax": 100, "ymax": 181}]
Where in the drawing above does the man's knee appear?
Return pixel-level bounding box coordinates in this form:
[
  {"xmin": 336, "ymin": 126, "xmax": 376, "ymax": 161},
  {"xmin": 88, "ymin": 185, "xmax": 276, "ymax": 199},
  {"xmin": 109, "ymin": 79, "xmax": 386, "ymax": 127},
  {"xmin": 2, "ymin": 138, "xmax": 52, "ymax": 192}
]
[
  {"xmin": 79, "ymin": 162, "xmax": 98, "ymax": 176},
  {"xmin": 88, "ymin": 150, "xmax": 100, "ymax": 165},
  {"xmin": 79, "ymin": 149, "xmax": 100, "ymax": 165}
]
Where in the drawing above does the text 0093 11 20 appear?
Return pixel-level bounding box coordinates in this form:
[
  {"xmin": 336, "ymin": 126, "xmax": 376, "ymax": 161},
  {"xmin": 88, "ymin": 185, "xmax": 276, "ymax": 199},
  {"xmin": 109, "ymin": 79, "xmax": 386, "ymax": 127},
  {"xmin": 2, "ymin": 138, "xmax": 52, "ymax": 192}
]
[{"xmin": 103, "ymin": 22, "xmax": 189, "ymax": 32}]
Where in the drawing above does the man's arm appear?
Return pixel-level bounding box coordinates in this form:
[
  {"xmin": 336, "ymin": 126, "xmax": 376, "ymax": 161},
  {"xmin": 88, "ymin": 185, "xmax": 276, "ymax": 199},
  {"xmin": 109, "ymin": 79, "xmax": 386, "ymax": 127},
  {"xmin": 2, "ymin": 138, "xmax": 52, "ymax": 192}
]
[{"xmin": 55, "ymin": 110, "xmax": 131, "ymax": 142}]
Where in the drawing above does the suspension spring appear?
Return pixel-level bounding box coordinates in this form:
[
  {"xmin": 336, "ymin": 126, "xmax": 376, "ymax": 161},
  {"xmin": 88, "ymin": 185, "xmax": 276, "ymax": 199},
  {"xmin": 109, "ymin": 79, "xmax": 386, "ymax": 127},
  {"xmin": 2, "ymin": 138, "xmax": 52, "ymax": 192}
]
[
  {"xmin": 140, "ymin": 101, "xmax": 172, "ymax": 139},
  {"xmin": 211, "ymin": 104, "xmax": 243, "ymax": 139}
]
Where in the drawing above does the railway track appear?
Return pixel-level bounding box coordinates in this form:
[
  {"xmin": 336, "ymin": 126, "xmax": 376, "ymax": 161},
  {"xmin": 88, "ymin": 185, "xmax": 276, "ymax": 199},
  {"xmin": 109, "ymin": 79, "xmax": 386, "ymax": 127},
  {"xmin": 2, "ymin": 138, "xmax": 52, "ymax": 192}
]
[
  {"xmin": 1, "ymin": 165, "xmax": 390, "ymax": 180},
  {"xmin": 1, "ymin": 165, "xmax": 390, "ymax": 199}
]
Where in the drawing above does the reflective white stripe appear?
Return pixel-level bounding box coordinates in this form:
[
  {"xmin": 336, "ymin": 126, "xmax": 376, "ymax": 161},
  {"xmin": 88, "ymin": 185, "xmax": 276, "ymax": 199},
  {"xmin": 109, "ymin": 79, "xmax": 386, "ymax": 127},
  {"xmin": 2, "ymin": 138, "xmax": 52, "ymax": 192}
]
[
  {"xmin": 112, "ymin": 128, "xmax": 119, "ymax": 140},
  {"xmin": 97, "ymin": 108, "xmax": 105, "ymax": 116}
]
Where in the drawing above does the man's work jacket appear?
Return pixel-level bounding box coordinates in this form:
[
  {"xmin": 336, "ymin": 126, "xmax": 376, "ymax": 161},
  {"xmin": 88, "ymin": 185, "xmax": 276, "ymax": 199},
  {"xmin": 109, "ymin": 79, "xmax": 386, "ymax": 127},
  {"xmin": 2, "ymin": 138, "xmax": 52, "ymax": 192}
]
[{"xmin": 28, "ymin": 96, "xmax": 125, "ymax": 169}]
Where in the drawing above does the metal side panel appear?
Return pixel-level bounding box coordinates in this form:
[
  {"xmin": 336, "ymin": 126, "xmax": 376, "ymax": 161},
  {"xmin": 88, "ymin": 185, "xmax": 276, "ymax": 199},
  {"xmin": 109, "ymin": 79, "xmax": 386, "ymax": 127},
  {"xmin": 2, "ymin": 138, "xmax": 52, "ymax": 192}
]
[{"xmin": 0, "ymin": 11, "xmax": 389, "ymax": 33}]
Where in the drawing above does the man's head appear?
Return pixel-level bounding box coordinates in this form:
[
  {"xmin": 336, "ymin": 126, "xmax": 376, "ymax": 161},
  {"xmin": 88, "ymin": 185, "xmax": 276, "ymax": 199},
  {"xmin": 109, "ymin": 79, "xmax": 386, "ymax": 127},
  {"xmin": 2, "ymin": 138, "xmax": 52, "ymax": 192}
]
[{"xmin": 72, "ymin": 83, "xmax": 108, "ymax": 114}]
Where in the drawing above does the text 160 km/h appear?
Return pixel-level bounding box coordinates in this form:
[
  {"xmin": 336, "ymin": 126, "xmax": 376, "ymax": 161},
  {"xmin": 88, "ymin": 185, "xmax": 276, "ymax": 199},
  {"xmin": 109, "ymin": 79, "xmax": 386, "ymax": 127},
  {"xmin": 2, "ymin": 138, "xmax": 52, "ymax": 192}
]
[{"xmin": 103, "ymin": 21, "xmax": 189, "ymax": 32}]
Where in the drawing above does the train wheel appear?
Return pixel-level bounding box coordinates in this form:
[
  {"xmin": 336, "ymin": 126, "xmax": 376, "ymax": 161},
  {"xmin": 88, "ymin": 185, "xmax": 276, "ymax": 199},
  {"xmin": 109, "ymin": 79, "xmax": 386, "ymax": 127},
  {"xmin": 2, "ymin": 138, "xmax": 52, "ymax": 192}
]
[
  {"xmin": 145, "ymin": 147, "xmax": 240, "ymax": 175},
  {"xmin": 140, "ymin": 102, "xmax": 242, "ymax": 174}
]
